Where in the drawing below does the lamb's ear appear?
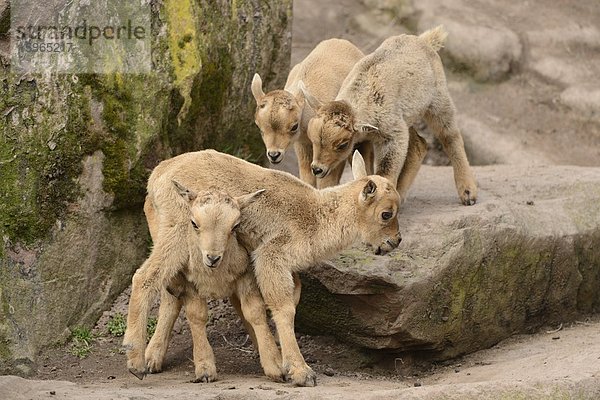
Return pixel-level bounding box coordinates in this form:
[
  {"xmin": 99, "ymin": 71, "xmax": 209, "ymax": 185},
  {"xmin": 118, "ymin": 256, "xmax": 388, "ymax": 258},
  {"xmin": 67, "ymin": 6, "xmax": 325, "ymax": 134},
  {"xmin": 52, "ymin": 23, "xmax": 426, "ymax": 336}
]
[
  {"xmin": 251, "ymin": 73, "xmax": 265, "ymax": 102},
  {"xmin": 294, "ymin": 87, "xmax": 305, "ymax": 108},
  {"xmin": 354, "ymin": 122, "xmax": 379, "ymax": 133},
  {"xmin": 361, "ymin": 179, "xmax": 377, "ymax": 201},
  {"xmin": 352, "ymin": 150, "xmax": 368, "ymax": 180},
  {"xmin": 172, "ymin": 180, "xmax": 197, "ymax": 202},
  {"xmin": 298, "ymin": 81, "xmax": 322, "ymax": 111},
  {"xmin": 235, "ymin": 189, "xmax": 266, "ymax": 209}
]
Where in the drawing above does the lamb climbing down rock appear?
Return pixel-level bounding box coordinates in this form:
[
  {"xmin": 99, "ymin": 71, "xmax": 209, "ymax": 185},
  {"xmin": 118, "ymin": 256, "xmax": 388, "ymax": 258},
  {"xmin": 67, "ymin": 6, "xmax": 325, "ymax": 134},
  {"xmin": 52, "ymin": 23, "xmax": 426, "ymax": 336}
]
[{"xmin": 303, "ymin": 25, "xmax": 478, "ymax": 205}]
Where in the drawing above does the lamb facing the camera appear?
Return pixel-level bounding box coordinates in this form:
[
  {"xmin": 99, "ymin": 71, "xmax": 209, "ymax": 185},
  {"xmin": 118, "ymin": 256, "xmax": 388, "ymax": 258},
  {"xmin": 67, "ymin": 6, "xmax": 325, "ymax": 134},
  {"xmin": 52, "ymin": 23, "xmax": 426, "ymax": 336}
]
[{"xmin": 124, "ymin": 182, "xmax": 284, "ymax": 383}]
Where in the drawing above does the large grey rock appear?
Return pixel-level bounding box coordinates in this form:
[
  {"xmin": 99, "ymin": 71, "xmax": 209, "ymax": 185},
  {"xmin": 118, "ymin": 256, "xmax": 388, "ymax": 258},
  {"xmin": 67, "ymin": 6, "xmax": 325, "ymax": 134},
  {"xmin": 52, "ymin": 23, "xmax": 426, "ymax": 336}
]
[
  {"xmin": 0, "ymin": 0, "xmax": 292, "ymax": 374},
  {"xmin": 297, "ymin": 165, "xmax": 600, "ymax": 359},
  {"xmin": 406, "ymin": 0, "xmax": 522, "ymax": 82},
  {"xmin": 560, "ymin": 86, "xmax": 600, "ymax": 120},
  {"xmin": 419, "ymin": 17, "xmax": 522, "ymax": 82}
]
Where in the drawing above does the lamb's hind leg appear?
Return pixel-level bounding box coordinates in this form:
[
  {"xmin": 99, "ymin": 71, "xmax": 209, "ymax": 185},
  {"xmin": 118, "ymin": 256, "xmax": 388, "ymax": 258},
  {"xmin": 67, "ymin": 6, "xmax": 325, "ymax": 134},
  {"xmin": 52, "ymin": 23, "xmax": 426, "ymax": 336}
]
[
  {"xmin": 184, "ymin": 294, "xmax": 217, "ymax": 383},
  {"xmin": 424, "ymin": 96, "xmax": 477, "ymax": 205},
  {"xmin": 123, "ymin": 257, "xmax": 169, "ymax": 378},
  {"xmin": 145, "ymin": 273, "xmax": 186, "ymax": 373},
  {"xmin": 123, "ymin": 231, "xmax": 188, "ymax": 379},
  {"xmin": 235, "ymin": 275, "xmax": 285, "ymax": 382},
  {"xmin": 396, "ymin": 127, "xmax": 428, "ymax": 203}
]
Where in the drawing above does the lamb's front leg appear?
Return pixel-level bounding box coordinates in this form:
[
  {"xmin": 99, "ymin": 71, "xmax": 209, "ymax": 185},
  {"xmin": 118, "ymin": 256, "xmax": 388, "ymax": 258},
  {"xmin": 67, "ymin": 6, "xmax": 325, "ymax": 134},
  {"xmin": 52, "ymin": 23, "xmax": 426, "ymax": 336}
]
[
  {"xmin": 235, "ymin": 276, "xmax": 285, "ymax": 382},
  {"xmin": 374, "ymin": 119, "xmax": 410, "ymax": 187},
  {"xmin": 184, "ymin": 295, "xmax": 217, "ymax": 383},
  {"xmin": 255, "ymin": 259, "xmax": 316, "ymax": 387},
  {"xmin": 294, "ymin": 140, "xmax": 317, "ymax": 187}
]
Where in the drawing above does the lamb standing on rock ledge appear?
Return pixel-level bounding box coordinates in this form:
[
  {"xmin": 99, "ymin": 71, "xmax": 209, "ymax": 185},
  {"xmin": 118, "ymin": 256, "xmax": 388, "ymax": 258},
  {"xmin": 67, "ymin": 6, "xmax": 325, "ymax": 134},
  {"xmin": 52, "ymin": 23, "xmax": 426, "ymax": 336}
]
[
  {"xmin": 124, "ymin": 149, "xmax": 402, "ymax": 387},
  {"xmin": 303, "ymin": 26, "xmax": 478, "ymax": 205},
  {"xmin": 124, "ymin": 184, "xmax": 284, "ymax": 383}
]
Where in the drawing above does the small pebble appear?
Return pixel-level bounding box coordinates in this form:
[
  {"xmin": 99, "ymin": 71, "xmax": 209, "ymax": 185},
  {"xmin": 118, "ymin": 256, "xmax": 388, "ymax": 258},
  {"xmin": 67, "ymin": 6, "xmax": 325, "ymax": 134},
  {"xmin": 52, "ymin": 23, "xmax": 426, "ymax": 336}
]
[
  {"xmin": 454, "ymin": 368, "xmax": 460, "ymax": 373},
  {"xmin": 276, "ymin": 390, "xmax": 287, "ymax": 395},
  {"xmin": 552, "ymin": 336, "xmax": 560, "ymax": 340},
  {"xmin": 50, "ymin": 391, "xmax": 56, "ymax": 395},
  {"xmin": 107, "ymin": 375, "xmax": 116, "ymax": 380},
  {"xmin": 324, "ymin": 367, "xmax": 335, "ymax": 377},
  {"xmin": 414, "ymin": 382, "xmax": 422, "ymax": 387},
  {"xmin": 526, "ymin": 200, "xmax": 534, "ymax": 205}
]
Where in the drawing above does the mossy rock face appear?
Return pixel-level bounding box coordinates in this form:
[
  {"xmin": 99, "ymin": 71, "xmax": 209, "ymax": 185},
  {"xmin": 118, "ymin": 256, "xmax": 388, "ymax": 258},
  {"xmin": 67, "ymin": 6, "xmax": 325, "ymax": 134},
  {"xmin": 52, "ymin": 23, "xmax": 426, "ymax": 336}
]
[
  {"xmin": 297, "ymin": 165, "xmax": 600, "ymax": 361},
  {"xmin": 0, "ymin": 0, "xmax": 292, "ymax": 373}
]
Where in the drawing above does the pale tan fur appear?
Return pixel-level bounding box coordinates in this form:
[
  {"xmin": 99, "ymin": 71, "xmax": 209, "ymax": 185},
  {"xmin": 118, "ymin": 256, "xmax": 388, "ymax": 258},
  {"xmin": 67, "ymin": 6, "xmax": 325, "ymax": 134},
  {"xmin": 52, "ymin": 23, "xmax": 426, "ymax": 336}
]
[
  {"xmin": 304, "ymin": 26, "xmax": 478, "ymax": 205},
  {"xmin": 124, "ymin": 149, "xmax": 402, "ymax": 387},
  {"xmin": 124, "ymin": 186, "xmax": 285, "ymax": 383},
  {"xmin": 252, "ymin": 38, "xmax": 371, "ymax": 188}
]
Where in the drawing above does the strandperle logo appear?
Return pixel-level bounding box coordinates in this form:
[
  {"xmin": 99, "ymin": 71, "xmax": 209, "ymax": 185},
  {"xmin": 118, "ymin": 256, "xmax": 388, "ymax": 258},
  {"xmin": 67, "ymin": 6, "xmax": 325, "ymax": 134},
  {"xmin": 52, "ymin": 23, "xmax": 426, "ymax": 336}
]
[{"xmin": 11, "ymin": 0, "xmax": 151, "ymax": 74}]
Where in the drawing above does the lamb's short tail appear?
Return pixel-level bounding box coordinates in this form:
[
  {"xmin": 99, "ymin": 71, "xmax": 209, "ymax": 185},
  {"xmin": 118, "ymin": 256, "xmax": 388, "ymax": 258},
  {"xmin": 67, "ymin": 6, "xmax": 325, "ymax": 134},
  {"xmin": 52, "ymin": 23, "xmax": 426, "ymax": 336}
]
[{"xmin": 419, "ymin": 25, "xmax": 448, "ymax": 52}]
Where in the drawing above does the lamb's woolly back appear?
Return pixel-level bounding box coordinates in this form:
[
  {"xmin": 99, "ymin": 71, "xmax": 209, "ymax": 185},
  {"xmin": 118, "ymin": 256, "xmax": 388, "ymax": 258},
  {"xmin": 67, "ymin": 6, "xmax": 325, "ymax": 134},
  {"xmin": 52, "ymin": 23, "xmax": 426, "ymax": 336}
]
[{"xmin": 419, "ymin": 25, "xmax": 448, "ymax": 52}]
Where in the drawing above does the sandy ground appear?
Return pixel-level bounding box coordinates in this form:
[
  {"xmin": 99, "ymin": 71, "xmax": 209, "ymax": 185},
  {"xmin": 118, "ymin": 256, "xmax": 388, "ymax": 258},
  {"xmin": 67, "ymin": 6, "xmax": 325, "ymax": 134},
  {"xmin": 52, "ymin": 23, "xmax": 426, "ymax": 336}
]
[{"xmin": 2, "ymin": 317, "xmax": 599, "ymax": 399}]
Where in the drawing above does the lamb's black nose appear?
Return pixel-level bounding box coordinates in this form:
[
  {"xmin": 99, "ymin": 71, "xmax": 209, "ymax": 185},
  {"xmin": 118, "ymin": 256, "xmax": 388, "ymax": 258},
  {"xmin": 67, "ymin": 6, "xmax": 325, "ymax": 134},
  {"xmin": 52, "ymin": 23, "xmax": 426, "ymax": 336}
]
[
  {"xmin": 267, "ymin": 151, "xmax": 281, "ymax": 163},
  {"xmin": 312, "ymin": 166, "xmax": 323, "ymax": 176},
  {"xmin": 206, "ymin": 255, "xmax": 221, "ymax": 266}
]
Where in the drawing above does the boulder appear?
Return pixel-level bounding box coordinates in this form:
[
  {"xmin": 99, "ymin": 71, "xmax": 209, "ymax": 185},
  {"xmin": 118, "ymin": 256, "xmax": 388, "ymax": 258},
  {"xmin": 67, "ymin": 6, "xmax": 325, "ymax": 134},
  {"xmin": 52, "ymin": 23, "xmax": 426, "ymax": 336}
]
[
  {"xmin": 0, "ymin": 0, "xmax": 292, "ymax": 374},
  {"xmin": 419, "ymin": 16, "xmax": 522, "ymax": 82},
  {"xmin": 296, "ymin": 165, "xmax": 600, "ymax": 360},
  {"xmin": 560, "ymin": 86, "xmax": 600, "ymax": 120},
  {"xmin": 408, "ymin": 0, "xmax": 522, "ymax": 82}
]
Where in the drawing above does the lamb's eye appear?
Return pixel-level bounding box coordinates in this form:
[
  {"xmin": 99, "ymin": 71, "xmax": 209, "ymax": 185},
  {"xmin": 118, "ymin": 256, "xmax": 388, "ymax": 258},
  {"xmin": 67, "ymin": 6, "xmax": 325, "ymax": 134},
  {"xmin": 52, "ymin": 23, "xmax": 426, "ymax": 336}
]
[
  {"xmin": 337, "ymin": 142, "xmax": 349, "ymax": 151},
  {"xmin": 291, "ymin": 123, "xmax": 299, "ymax": 133},
  {"xmin": 381, "ymin": 211, "xmax": 394, "ymax": 221},
  {"xmin": 191, "ymin": 220, "xmax": 199, "ymax": 229}
]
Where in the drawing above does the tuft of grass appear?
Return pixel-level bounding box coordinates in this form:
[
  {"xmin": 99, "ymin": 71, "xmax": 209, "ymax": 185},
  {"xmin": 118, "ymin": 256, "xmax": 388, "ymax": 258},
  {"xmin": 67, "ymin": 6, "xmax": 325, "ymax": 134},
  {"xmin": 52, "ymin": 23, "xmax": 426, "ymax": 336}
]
[
  {"xmin": 105, "ymin": 313, "xmax": 158, "ymax": 341},
  {"xmin": 70, "ymin": 327, "xmax": 93, "ymax": 358},
  {"xmin": 147, "ymin": 317, "xmax": 158, "ymax": 339},
  {"xmin": 107, "ymin": 313, "xmax": 127, "ymax": 337}
]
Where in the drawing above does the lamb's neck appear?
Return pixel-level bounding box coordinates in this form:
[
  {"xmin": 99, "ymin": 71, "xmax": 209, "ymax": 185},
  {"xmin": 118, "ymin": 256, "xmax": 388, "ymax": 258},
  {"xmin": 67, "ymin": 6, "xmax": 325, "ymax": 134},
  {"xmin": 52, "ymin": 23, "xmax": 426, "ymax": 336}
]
[{"xmin": 310, "ymin": 183, "xmax": 361, "ymax": 259}]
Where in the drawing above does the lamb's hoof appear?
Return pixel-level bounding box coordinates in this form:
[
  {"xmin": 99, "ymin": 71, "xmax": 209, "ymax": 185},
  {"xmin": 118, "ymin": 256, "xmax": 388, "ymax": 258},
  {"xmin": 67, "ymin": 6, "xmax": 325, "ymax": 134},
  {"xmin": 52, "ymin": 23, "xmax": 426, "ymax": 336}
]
[
  {"xmin": 267, "ymin": 372, "xmax": 287, "ymax": 383},
  {"xmin": 461, "ymin": 189, "xmax": 477, "ymax": 206},
  {"xmin": 192, "ymin": 373, "xmax": 217, "ymax": 383},
  {"xmin": 288, "ymin": 366, "xmax": 317, "ymax": 387},
  {"xmin": 145, "ymin": 362, "xmax": 162, "ymax": 374},
  {"xmin": 128, "ymin": 367, "xmax": 147, "ymax": 380}
]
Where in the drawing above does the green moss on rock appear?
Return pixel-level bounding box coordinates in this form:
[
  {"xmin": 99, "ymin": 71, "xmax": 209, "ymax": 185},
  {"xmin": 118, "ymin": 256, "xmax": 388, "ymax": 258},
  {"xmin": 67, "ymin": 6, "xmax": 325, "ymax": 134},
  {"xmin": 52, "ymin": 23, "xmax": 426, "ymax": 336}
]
[{"xmin": 0, "ymin": 0, "xmax": 292, "ymax": 373}]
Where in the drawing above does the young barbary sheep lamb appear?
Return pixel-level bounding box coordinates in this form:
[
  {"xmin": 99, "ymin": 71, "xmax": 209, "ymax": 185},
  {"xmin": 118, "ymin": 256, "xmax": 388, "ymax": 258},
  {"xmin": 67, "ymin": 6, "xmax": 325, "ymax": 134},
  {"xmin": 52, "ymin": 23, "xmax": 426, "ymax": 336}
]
[
  {"xmin": 302, "ymin": 26, "xmax": 478, "ymax": 205},
  {"xmin": 251, "ymin": 38, "xmax": 373, "ymax": 188},
  {"xmin": 124, "ymin": 184, "xmax": 284, "ymax": 383},
  {"xmin": 124, "ymin": 149, "xmax": 402, "ymax": 387}
]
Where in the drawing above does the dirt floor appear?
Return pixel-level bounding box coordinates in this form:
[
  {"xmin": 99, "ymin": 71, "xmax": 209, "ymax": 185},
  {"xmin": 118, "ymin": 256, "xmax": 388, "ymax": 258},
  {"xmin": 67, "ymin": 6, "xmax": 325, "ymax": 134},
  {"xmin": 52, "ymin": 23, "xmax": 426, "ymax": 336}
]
[
  {"xmin": 5, "ymin": 314, "xmax": 600, "ymax": 399},
  {"xmin": 5, "ymin": 0, "xmax": 600, "ymax": 398}
]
